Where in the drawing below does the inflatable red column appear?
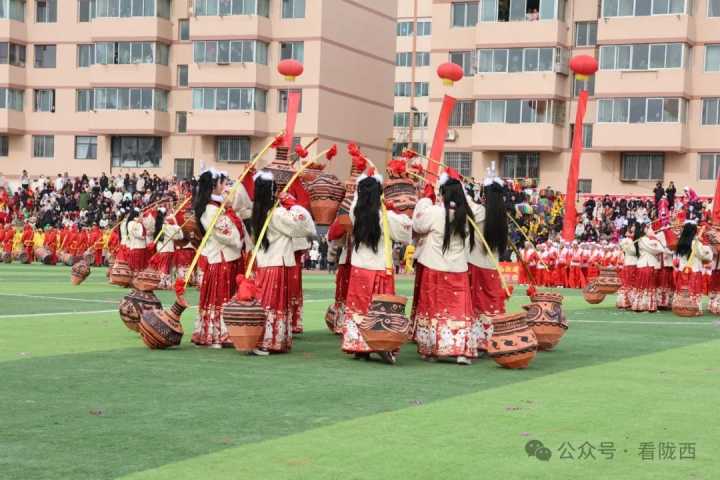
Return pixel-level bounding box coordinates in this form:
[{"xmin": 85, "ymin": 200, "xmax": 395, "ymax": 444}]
[
  {"xmin": 277, "ymin": 59, "xmax": 304, "ymax": 147},
  {"xmin": 713, "ymin": 170, "xmax": 720, "ymax": 223},
  {"xmin": 562, "ymin": 55, "xmax": 598, "ymax": 242},
  {"xmin": 428, "ymin": 63, "xmax": 463, "ymax": 185}
]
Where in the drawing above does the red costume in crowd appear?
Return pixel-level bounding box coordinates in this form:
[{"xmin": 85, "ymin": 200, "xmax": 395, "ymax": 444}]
[
  {"xmin": 3, "ymin": 225, "xmax": 14, "ymax": 255},
  {"xmin": 89, "ymin": 225, "xmax": 104, "ymax": 266},
  {"xmin": 21, "ymin": 224, "xmax": 34, "ymax": 263},
  {"xmin": 43, "ymin": 227, "xmax": 58, "ymax": 265}
]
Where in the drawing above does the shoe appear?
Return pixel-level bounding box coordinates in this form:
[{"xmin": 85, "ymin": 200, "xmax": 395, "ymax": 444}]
[
  {"xmin": 379, "ymin": 351, "xmax": 397, "ymax": 365},
  {"xmin": 456, "ymin": 356, "xmax": 472, "ymax": 365},
  {"xmin": 210, "ymin": 343, "xmax": 222, "ymax": 349},
  {"xmin": 421, "ymin": 355, "xmax": 437, "ymax": 363},
  {"xmin": 251, "ymin": 348, "xmax": 270, "ymax": 356}
]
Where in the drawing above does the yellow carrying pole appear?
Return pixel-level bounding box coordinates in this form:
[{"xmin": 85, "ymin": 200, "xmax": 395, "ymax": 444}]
[
  {"xmin": 152, "ymin": 196, "xmax": 192, "ymax": 244},
  {"xmin": 506, "ymin": 212, "xmax": 549, "ymax": 271},
  {"xmin": 244, "ymin": 148, "xmax": 332, "ymax": 278},
  {"xmin": 468, "ymin": 216, "xmax": 512, "ymax": 298},
  {"xmin": 183, "ymin": 134, "xmax": 280, "ymax": 287},
  {"xmin": 381, "ymin": 197, "xmax": 394, "ymax": 275},
  {"xmin": 102, "ymin": 197, "xmax": 168, "ymax": 248}
]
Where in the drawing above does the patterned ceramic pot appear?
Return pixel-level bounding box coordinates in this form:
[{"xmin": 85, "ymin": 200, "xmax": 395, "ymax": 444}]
[
  {"xmin": 2, "ymin": 252, "xmax": 11, "ymax": 263},
  {"xmin": 35, "ymin": 247, "xmax": 53, "ymax": 265},
  {"xmin": 308, "ymin": 173, "xmax": 345, "ymax": 225},
  {"xmin": 266, "ymin": 147, "xmax": 295, "ymax": 193},
  {"xmin": 222, "ymin": 299, "xmax": 267, "ymax": 352},
  {"xmin": 582, "ymin": 281, "xmax": 606, "ymax": 304},
  {"xmin": 383, "ymin": 176, "xmax": 417, "ymax": 217},
  {"xmin": 139, "ymin": 301, "xmax": 186, "ymax": 349},
  {"xmin": 487, "ymin": 312, "xmax": 538, "ymax": 369},
  {"xmin": 133, "ymin": 268, "xmax": 161, "ymax": 292},
  {"xmin": 524, "ymin": 292, "xmax": 568, "ymax": 351},
  {"xmin": 119, "ymin": 289, "xmax": 162, "ymax": 333},
  {"xmin": 358, "ymin": 294, "xmax": 411, "ymax": 352},
  {"xmin": 596, "ymin": 268, "xmax": 621, "ymax": 294},
  {"xmin": 70, "ymin": 260, "xmax": 91, "ymax": 286},
  {"xmin": 109, "ymin": 261, "xmax": 133, "ymax": 287},
  {"xmin": 672, "ymin": 286, "xmax": 700, "ymax": 317},
  {"xmin": 18, "ymin": 251, "xmax": 29, "ymax": 264}
]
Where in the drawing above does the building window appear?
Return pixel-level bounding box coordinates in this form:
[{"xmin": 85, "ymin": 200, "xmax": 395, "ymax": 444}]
[
  {"xmin": 75, "ymin": 136, "xmax": 97, "ymax": 160},
  {"xmin": 177, "ymin": 64, "xmax": 188, "ymax": 87},
  {"xmin": 34, "ymin": 44, "xmax": 56, "ymax": 68},
  {"xmin": 175, "ymin": 111, "xmax": 187, "ymax": 133},
  {"xmin": 95, "ymin": 42, "xmax": 169, "ymax": 65},
  {"xmin": 94, "ymin": 88, "xmax": 168, "ymax": 111},
  {"xmin": 702, "ymin": 98, "xmax": 720, "ymax": 125},
  {"xmin": 94, "ymin": 0, "xmax": 171, "ymax": 18},
  {"xmin": 278, "ymin": 89, "xmax": 302, "ymax": 113},
  {"xmin": 78, "ymin": 0, "xmax": 95, "ymax": 21},
  {"xmin": 569, "ymin": 123, "xmax": 593, "ymax": 148},
  {"xmin": 477, "ymin": 47, "xmax": 561, "ymax": 73},
  {"xmin": 111, "ymin": 136, "xmax": 162, "ymax": 167},
  {"xmin": 393, "ymin": 111, "xmax": 428, "ymax": 128},
  {"xmin": 0, "ymin": 136, "xmax": 8, "ymax": 156},
  {"xmin": 621, "ymin": 153, "xmax": 664, "ymax": 181},
  {"xmin": 396, "ymin": 52, "xmax": 430, "ymax": 67},
  {"xmin": 445, "ymin": 152, "xmax": 472, "ymax": 177},
  {"xmin": 450, "ymin": 100, "xmax": 475, "ymax": 127},
  {"xmin": 602, "ymin": 0, "xmax": 686, "ymax": 16},
  {"xmin": 392, "ymin": 142, "xmax": 427, "ymax": 157},
  {"xmin": 280, "ymin": 41, "xmax": 304, "ymax": 63},
  {"xmin": 573, "ymin": 75, "xmax": 595, "ymax": 96},
  {"xmin": 479, "ymin": 0, "xmax": 567, "ymax": 22},
  {"xmin": 450, "ymin": 50, "xmax": 476, "ymax": 75},
  {"xmin": 600, "ymin": 43, "xmax": 684, "ymax": 70},
  {"xmin": 282, "ymin": 0, "xmax": 304, "ymax": 18},
  {"xmin": 699, "ymin": 153, "xmax": 720, "ymax": 180},
  {"xmin": 32, "ymin": 135, "xmax": 54, "ymax": 158},
  {"xmin": 33, "ymin": 89, "xmax": 55, "ymax": 112},
  {"xmin": 394, "ymin": 82, "xmax": 429, "ymax": 97},
  {"xmin": 0, "ymin": 88, "xmax": 24, "ymax": 111},
  {"xmin": 711, "ymin": 0, "xmax": 720, "ymax": 16},
  {"xmin": 192, "ymin": 88, "xmax": 267, "ymax": 112},
  {"xmin": 575, "ymin": 21, "xmax": 597, "ymax": 47},
  {"xmin": 217, "ymin": 136, "xmax": 251, "ymax": 162},
  {"xmin": 0, "ymin": 43, "xmax": 27, "ymax": 67},
  {"xmin": 476, "ymin": 99, "xmax": 565, "ymax": 125},
  {"xmin": 397, "ymin": 20, "xmax": 431, "ymax": 36},
  {"xmin": 178, "ymin": 19, "xmax": 190, "ymax": 40},
  {"xmin": 195, "ymin": 0, "xmax": 269, "ymax": 17},
  {"xmin": 193, "ymin": 40, "xmax": 268, "ymax": 65},
  {"xmin": 705, "ymin": 45, "xmax": 720, "ymax": 72},
  {"xmin": 0, "ymin": 0, "xmax": 26, "ymax": 21},
  {"xmin": 397, "ymin": 21, "xmax": 413, "ymax": 36},
  {"xmin": 35, "ymin": 0, "xmax": 56, "ymax": 22},
  {"xmin": 452, "ymin": 1, "xmax": 479, "ymax": 27},
  {"xmin": 417, "ymin": 20, "xmax": 431, "ymax": 35},
  {"xmin": 598, "ymin": 97, "xmax": 683, "ymax": 123},
  {"xmin": 501, "ymin": 152, "xmax": 540, "ymax": 179},
  {"xmin": 76, "ymin": 89, "xmax": 94, "ymax": 111},
  {"xmin": 77, "ymin": 44, "xmax": 95, "ymax": 67},
  {"xmin": 578, "ymin": 179, "xmax": 592, "ymax": 193}
]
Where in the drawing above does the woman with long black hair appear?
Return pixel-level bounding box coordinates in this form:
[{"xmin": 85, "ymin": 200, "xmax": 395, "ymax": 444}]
[
  {"xmin": 340, "ymin": 172, "xmax": 412, "ymax": 364},
  {"xmin": 190, "ymin": 168, "xmax": 249, "ymax": 348},
  {"xmin": 616, "ymin": 225, "xmax": 637, "ymax": 309},
  {"xmin": 250, "ymin": 171, "xmax": 316, "ymax": 355},
  {"xmin": 126, "ymin": 206, "xmax": 148, "ymax": 273},
  {"xmin": 148, "ymin": 208, "xmax": 184, "ymax": 290},
  {"xmin": 673, "ymin": 221, "xmax": 712, "ymax": 315},
  {"xmin": 412, "ymin": 170, "xmax": 489, "ymax": 365},
  {"xmin": 630, "ymin": 222, "xmax": 665, "ymax": 312}
]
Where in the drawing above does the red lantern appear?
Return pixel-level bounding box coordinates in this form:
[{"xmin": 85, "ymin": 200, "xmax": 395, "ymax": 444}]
[
  {"xmin": 437, "ymin": 62, "xmax": 464, "ymax": 87},
  {"xmin": 278, "ymin": 59, "xmax": 304, "ymax": 82},
  {"xmin": 569, "ymin": 55, "xmax": 598, "ymax": 81}
]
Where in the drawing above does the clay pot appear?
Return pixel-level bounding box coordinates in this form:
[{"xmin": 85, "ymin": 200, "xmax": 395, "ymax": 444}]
[
  {"xmin": 109, "ymin": 261, "xmax": 133, "ymax": 287},
  {"xmin": 18, "ymin": 252, "xmax": 29, "ymax": 264},
  {"xmin": 62, "ymin": 253, "xmax": 76, "ymax": 266},
  {"xmin": 596, "ymin": 268, "xmax": 621, "ymax": 294},
  {"xmin": 524, "ymin": 292, "xmax": 568, "ymax": 351},
  {"xmin": 487, "ymin": 312, "xmax": 538, "ymax": 369},
  {"xmin": 266, "ymin": 146, "xmax": 295, "ymax": 193},
  {"xmin": 308, "ymin": 173, "xmax": 345, "ymax": 225},
  {"xmin": 325, "ymin": 303, "xmax": 344, "ymax": 335},
  {"xmin": 383, "ymin": 176, "xmax": 418, "ymax": 217},
  {"xmin": 139, "ymin": 301, "xmax": 186, "ymax": 349},
  {"xmin": 222, "ymin": 299, "xmax": 266, "ymax": 352},
  {"xmin": 119, "ymin": 289, "xmax": 162, "ymax": 333},
  {"xmin": 301, "ymin": 165, "xmax": 325, "ymax": 184},
  {"xmin": 35, "ymin": 247, "xmax": 52, "ymax": 265},
  {"xmin": 83, "ymin": 249, "xmax": 95, "ymax": 266},
  {"xmin": 582, "ymin": 281, "xmax": 606, "ymax": 304},
  {"xmin": 71, "ymin": 260, "xmax": 91, "ymax": 286},
  {"xmin": 2, "ymin": 252, "xmax": 11, "ymax": 263},
  {"xmin": 133, "ymin": 268, "xmax": 161, "ymax": 292},
  {"xmin": 180, "ymin": 216, "xmax": 202, "ymax": 249},
  {"xmin": 358, "ymin": 294, "xmax": 411, "ymax": 352},
  {"xmin": 672, "ymin": 286, "xmax": 701, "ymax": 317}
]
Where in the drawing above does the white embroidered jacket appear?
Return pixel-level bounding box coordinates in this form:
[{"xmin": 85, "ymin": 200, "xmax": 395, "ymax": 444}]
[
  {"xmin": 127, "ymin": 219, "xmax": 147, "ymax": 250},
  {"xmin": 200, "ymin": 202, "xmax": 245, "ymax": 264},
  {"xmin": 636, "ymin": 236, "xmax": 664, "ymax": 269},
  {"xmin": 255, "ymin": 205, "xmax": 316, "ymax": 268},
  {"xmin": 157, "ymin": 223, "xmax": 183, "ymax": 254},
  {"xmin": 620, "ymin": 237, "xmax": 637, "ymax": 267},
  {"xmin": 412, "ymin": 197, "xmax": 469, "ymax": 273},
  {"xmin": 675, "ymin": 239, "xmax": 713, "ymax": 273},
  {"xmin": 120, "ymin": 220, "xmax": 130, "ymax": 248},
  {"xmin": 348, "ymin": 197, "xmax": 412, "ymax": 271}
]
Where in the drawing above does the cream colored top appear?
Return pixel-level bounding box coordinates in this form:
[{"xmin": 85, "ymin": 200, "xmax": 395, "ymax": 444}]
[
  {"xmin": 127, "ymin": 219, "xmax": 147, "ymax": 250},
  {"xmin": 255, "ymin": 205, "xmax": 316, "ymax": 268},
  {"xmin": 620, "ymin": 237, "xmax": 637, "ymax": 267},
  {"xmin": 412, "ymin": 197, "xmax": 469, "ymax": 273},
  {"xmin": 157, "ymin": 223, "xmax": 183, "ymax": 254},
  {"xmin": 636, "ymin": 236, "xmax": 664, "ymax": 269},
  {"xmin": 349, "ymin": 197, "xmax": 412, "ymax": 271},
  {"xmin": 200, "ymin": 203, "xmax": 244, "ymax": 264},
  {"xmin": 675, "ymin": 239, "xmax": 713, "ymax": 273}
]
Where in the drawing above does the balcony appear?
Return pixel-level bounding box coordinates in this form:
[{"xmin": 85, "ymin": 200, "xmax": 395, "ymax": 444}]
[
  {"xmin": 0, "ymin": 109, "xmax": 24, "ymax": 134},
  {"xmin": 189, "ymin": 15, "xmax": 271, "ymax": 41},
  {"xmin": 186, "ymin": 110, "xmax": 268, "ymax": 136},
  {"xmin": 471, "ymin": 123, "xmax": 564, "ymax": 151},
  {"xmin": 597, "ymin": 15, "xmax": 692, "ymax": 44},
  {"xmin": 475, "ymin": 20, "xmax": 566, "ymax": 47},
  {"xmin": 594, "ymin": 69, "xmax": 689, "ymax": 97},
  {"xmin": 188, "ymin": 63, "xmax": 270, "ymax": 88},
  {"xmin": 89, "ymin": 64, "xmax": 171, "ymax": 88},
  {"xmin": 90, "ymin": 17, "xmax": 173, "ymax": 42},
  {"xmin": 0, "ymin": 19, "xmax": 26, "ymax": 43},
  {"xmin": 474, "ymin": 72, "xmax": 567, "ymax": 98},
  {"xmin": 0, "ymin": 64, "xmax": 26, "ymax": 86},
  {"xmin": 593, "ymin": 123, "xmax": 686, "ymax": 152},
  {"xmin": 89, "ymin": 110, "xmax": 171, "ymax": 135}
]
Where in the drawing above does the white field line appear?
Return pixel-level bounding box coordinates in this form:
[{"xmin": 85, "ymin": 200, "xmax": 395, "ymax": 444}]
[
  {"xmin": 0, "ymin": 292, "xmax": 118, "ymax": 304},
  {"xmin": 0, "ymin": 305, "xmax": 199, "ymax": 320}
]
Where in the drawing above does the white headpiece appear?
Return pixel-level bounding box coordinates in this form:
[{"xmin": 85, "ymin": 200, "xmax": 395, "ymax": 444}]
[
  {"xmin": 357, "ymin": 171, "xmax": 383, "ymax": 184},
  {"xmin": 483, "ymin": 161, "xmax": 504, "ymax": 187},
  {"xmin": 253, "ymin": 170, "xmax": 274, "ymax": 182}
]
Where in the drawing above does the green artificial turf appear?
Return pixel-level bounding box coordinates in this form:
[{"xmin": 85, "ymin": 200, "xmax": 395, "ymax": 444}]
[{"xmin": 0, "ymin": 264, "xmax": 718, "ymax": 480}]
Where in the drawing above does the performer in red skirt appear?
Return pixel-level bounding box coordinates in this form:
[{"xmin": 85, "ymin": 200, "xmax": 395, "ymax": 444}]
[
  {"xmin": 656, "ymin": 229, "xmax": 674, "ymax": 310},
  {"xmin": 149, "ymin": 211, "xmax": 184, "ymax": 290},
  {"xmin": 616, "ymin": 227, "xmax": 637, "ymax": 309},
  {"xmin": 708, "ymin": 252, "xmax": 720, "ymax": 314},
  {"xmin": 251, "ymin": 171, "xmax": 316, "ymax": 355},
  {"xmin": 673, "ymin": 221, "xmax": 713, "ymax": 315},
  {"xmin": 287, "ymin": 182, "xmax": 311, "ymax": 335},
  {"xmin": 2, "ymin": 224, "xmax": 14, "ymax": 260},
  {"xmin": 191, "ymin": 168, "xmax": 249, "ymax": 348},
  {"xmin": 88, "ymin": 224, "xmax": 104, "ymax": 266},
  {"xmin": 586, "ymin": 243, "xmax": 603, "ymax": 282},
  {"xmin": 558, "ymin": 241, "xmax": 572, "ymax": 288},
  {"xmin": 326, "ymin": 218, "xmax": 352, "ymax": 334},
  {"xmin": 567, "ymin": 242, "xmax": 586, "ymax": 289},
  {"xmin": 630, "ymin": 223, "xmax": 665, "ymax": 313},
  {"xmin": 43, "ymin": 226, "xmax": 58, "ymax": 265},
  {"xmin": 413, "ymin": 170, "xmax": 490, "ymax": 365},
  {"xmin": 21, "ymin": 221, "xmax": 34, "ymax": 263},
  {"xmin": 126, "ymin": 208, "xmax": 149, "ymax": 273},
  {"xmin": 340, "ymin": 171, "xmax": 412, "ymax": 364}
]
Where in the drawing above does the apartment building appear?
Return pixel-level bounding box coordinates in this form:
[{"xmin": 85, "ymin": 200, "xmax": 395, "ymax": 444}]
[
  {"xmin": 0, "ymin": 0, "xmax": 397, "ymax": 180},
  {"xmin": 395, "ymin": 0, "xmax": 720, "ymax": 195}
]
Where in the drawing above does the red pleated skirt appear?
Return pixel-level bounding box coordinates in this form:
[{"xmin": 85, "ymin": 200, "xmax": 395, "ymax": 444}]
[
  {"xmin": 630, "ymin": 266, "xmax": 657, "ymax": 312},
  {"xmin": 341, "ymin": 266, "xmax": 395, "ymax": 354},
  {"xmin": 174, "ymin": 248, "xmax": 194, "ymax": 267},
  {"xmin": 127, "ymin": 247, "xmax": 149, "ymax": 273},
  {"xmin": 115, "ymin": 245, "xmax": 129, "ymax": 262},
  {"xmin": 149, "ymin": 251, "xmax": 174, "ymax": 274},
  {"xmin": 256, "ymin": 265, "xmax": 293, "ymax": 352},
  {"xmin": 191, "ymin": 259, "xmax": 240, "ymax": 346},
  {"xmin": 468, "ymin": 264, "xmax": 507, "ymax": 316},
  {"xmin": 288, "ymin": 251, "xmax": 304, "ymax": 334}
]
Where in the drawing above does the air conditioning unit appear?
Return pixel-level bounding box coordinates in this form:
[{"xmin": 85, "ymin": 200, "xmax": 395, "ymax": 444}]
[{"xmin": 446, "ymin": 129, "xmax": 457, "ymax": 142}]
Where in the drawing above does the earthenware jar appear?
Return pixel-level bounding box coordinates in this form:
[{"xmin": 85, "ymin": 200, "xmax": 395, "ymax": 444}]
[
  {"xmin": 222, "ymin": 299, "xmax": 267, "ymax": 352},
  {"xmin": 671, "ymin": 286, "xmax": 700, "ymax": 317},
  {"xmin": 582, "ymin": 281, "xmax": 606, "ymax": 304},
  {"xmin": 524, "ymin": 292, "xmax": 568, "ymax": 351},
  {"xmin": 70, "ymin": 260, "xmax": 91, "ymax": 285},
  {"xmin": 358, "ymin": 294, "xmax": 411, "ymax": 352},
  {"xmin": 119, "ymin": 289, "xmax": 162, "ymax": 332},
  {"xmin": 487, "ymin": 312, "xmax": 538, "ymax": 369},
  {"xmin": 266, "ymin": 146, "xmax": 295, "ymax": 193},
  {"xmin": 308, "ymin": 173, "xmax": 345, "ymax": 225},
  {"xmin": 139, "ymin": 301, "xmax": 186, "ymax": 349},
  {"xmin": 133, "ymin": 268, "xmax": 161, "ymax": 292},
  {"xmin": 383, "ymin": 176, "xmax": 417, "ymax": 217},
  {"xmin": 109, "ymin": 261, "xmax": 133, "ymax": 287},
  {"xmin": 596, "ymin": 268, "xmax": 621, "ymax": 294}
]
